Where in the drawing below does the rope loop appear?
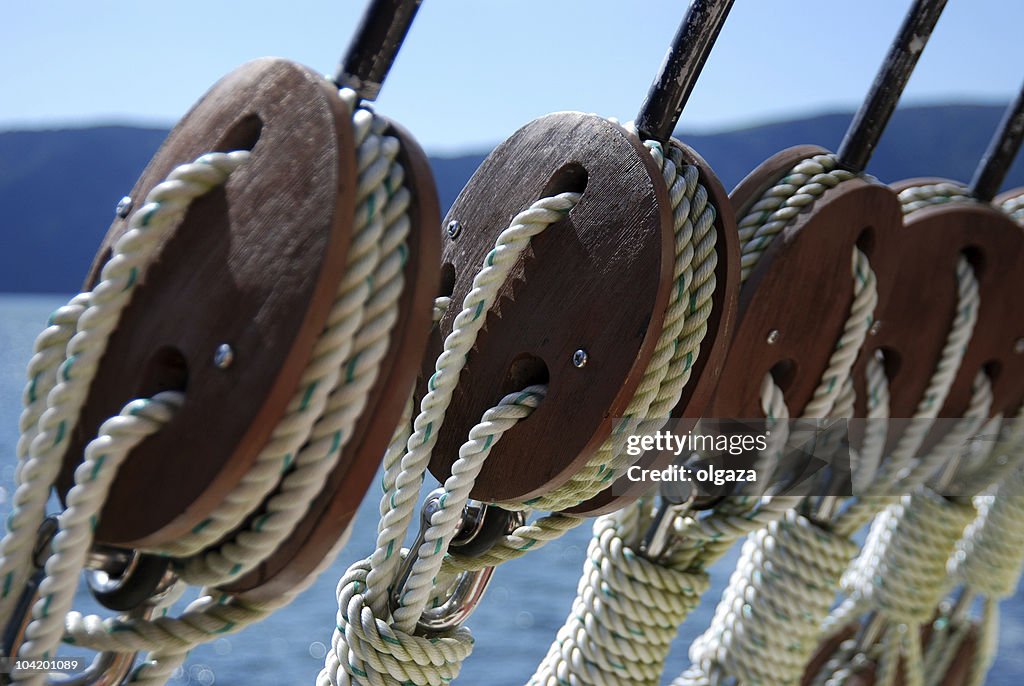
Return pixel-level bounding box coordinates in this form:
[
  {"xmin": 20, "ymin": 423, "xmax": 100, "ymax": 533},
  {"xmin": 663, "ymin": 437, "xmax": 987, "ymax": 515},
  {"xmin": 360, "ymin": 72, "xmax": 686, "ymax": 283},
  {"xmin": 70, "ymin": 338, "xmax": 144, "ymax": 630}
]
[{"xmin": 322, "ymin": 560, "xmax": 474, "ymax": 686}]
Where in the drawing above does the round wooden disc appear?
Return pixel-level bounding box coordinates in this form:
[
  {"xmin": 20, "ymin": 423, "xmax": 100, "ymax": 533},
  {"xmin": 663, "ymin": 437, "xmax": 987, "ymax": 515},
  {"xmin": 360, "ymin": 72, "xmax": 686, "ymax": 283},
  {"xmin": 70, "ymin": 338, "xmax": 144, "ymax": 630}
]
[
  {"xmin": 852, "ymin": 179, "xmax": 1024, "ymax": 424},
  {"xmin": 224, "ymin": 117, "xmax": 441, "ymax": 601},
  {"xmin": 57, "ymin": 58, "xmax": 358, "ymax": 546},
  {"xmin": 565, "ymin": 141, "xmax": 740, "ymax": 516},
  {"xmin": 426, "ymin": 112, "xmax": 674, "ymax": 504},
  {"xmin": 710, "ymin": 146, "xmax": 904, "ymax": 419}
]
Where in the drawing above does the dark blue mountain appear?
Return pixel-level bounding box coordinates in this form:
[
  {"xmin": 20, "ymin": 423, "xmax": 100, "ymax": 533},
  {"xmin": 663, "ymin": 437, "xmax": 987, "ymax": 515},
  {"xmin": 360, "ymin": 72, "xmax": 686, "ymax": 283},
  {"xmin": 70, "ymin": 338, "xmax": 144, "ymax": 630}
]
[{"xmin": 2, "ymin": 104, "xmax": 1021, "ymax": 293}]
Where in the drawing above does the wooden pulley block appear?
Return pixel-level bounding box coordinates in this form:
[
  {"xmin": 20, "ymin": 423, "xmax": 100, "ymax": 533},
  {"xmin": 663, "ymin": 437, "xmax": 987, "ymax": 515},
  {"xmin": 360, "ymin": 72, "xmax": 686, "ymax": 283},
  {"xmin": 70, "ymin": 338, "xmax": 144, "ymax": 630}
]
[
  {"xmin": 224, "ymin": 117, "xmax": 440, "ymax": 601},
  {"xmin": 567, "ymin": 142, "xmax": 739, "ymax": 517},
  {"xmin": 425, "ymin": 111, "xmax": 738, "ymax": 508},
  {"xmin": 851, "ymin": 178, "xmax": 1024, "ymax": 425},
  {"xmin": 709, "ymin": 145, "xmax": 904, "ymax": 420},
  {"xmin": 56, "ymin": 57, "xmax": 359, "ymax": 547}
]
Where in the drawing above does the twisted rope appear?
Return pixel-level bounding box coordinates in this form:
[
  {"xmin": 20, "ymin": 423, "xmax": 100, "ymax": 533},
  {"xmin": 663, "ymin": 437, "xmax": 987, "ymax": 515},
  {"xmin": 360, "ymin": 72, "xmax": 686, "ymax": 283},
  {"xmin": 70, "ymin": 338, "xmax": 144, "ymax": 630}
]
[
  {"xmin": 528, "ymin": 513, "xmax": 711, "ymax": 686},
  {"xmin": 998, "ymin": 190, "xmax": 1024, "ymax": 224},
  {"xmin": 897, "ymin": 181, "xmax": 974, "ymax": 215},
  {"xmin": 318, "ymin": 192, "xmax": 577, "ymax": 686}
]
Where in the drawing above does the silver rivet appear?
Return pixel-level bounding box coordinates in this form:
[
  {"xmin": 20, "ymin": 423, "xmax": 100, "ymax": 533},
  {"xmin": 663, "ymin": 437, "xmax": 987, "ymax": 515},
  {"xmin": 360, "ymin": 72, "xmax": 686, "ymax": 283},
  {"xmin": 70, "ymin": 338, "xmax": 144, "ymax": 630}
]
[
  {"xmin": 1015, "ymin": 338, "xmax": 1024, "ymax": 354},
  {"xmin": 115, "ymin": 196, "xmax": 133, "ymax": 218},
  {"xmin": 446, "ymin": 221, "xmax": 462, "ymax": 239},
  {"xmin": 870, "ymin": 320, "xmax": 882, "ymax": 336},
  {"xmin": 766, "ymin": 330, "xmax": 780, "ymax": 345},
  {"xmin": 572, "ymin": 349, "xmax": 589, "ymax": 368},
  {"xmin": 214, "ymin": 344, "xmax": 235, "ymax": 369}
]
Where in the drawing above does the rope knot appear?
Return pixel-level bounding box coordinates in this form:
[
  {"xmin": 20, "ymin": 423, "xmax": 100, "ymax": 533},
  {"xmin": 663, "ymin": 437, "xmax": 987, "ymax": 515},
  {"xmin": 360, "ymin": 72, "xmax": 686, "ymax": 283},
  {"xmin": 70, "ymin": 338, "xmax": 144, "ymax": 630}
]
[
  {"xmin": 325, "ymin": 560, "xmax": 473, "ymax": 686},
  {"xmin": 528, "ymin": 514, "xmax": 709, "ymax": 686}
]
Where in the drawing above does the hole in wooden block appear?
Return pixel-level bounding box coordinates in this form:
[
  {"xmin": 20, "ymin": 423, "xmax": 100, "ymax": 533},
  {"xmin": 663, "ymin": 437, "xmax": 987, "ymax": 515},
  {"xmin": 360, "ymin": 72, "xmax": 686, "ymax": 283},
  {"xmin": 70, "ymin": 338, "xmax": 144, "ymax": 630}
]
[
  {"xmin": 962, "ymin": 245, "xmax": 986, "ymax": 277},
  {"xmin": 983, "ymin": 359, "xmax": 1002, "ymax": 384},
  {"xmin": 540, "ymin": 162, "xmax": 589, "ymax": 199},
  {"xmin": 856, "ymin": 226, "xmax": 875, "ymax": 256},
  {"xmin": 216, "ymin": 113, "xmax": 263, "ymax": 153},
  {"xmin": 503, "ymin": 353, "xmax": 550, "ymax": 399},
  {"xmin": 878, "ymin": 346, "xmax": 902, "ymax": 380},
  {"xmin": 136, "ymin": 346, "xmax": 189, "ymax": 399},
  {"xmin": 770, "ymin": 358, "xmax": 798, "ymax": 394},
  {"xmin": 439, "ymin": 262, "xmax": 456, "ymax": 298}
]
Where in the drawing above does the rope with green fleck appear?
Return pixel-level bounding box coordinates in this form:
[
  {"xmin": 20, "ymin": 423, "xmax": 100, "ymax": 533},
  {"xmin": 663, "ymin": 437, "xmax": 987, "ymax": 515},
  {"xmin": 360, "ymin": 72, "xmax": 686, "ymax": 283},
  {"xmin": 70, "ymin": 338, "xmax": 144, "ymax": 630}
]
[{"xmin": 897, "ymin": 181, "xmax": 975, "ymax": 215}]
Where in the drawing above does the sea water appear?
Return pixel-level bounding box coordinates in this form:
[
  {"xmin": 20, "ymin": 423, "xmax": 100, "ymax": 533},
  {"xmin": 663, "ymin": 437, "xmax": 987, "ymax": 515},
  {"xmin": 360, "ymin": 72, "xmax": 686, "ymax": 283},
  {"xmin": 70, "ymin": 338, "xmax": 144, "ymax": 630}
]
[{"xmin": 0, "ymin": 293, "xmax": 1020, "ymax": 685}]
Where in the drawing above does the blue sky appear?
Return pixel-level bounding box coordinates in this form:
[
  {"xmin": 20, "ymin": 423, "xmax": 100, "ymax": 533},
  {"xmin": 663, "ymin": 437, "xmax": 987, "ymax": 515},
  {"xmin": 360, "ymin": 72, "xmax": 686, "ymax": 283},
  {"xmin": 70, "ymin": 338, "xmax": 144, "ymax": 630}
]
[{"xmin": 2, "ymin": 1, "xmax": 1021, "ymax": 153}]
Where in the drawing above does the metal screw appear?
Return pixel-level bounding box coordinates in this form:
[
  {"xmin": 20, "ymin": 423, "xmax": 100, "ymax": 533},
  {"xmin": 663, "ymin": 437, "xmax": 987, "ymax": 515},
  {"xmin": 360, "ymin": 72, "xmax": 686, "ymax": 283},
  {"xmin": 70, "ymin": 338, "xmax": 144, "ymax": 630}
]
[
  {"xmin": 115, "ymin": 196, "xmax": 133, "ymax": 218},
  {"xmin": 572, "ymin": 349, "xmax": 589, "ymax": 368},
  {"xmin": 446, "ymin": 221, "xmax": 462, "ymax": 239},
  {"xmin": 870, "ymin": 320, "xmax": 883, "ymax": 336},
  {"xmin": 1015, "ymin": 338, "xmax": 1024, "ymax": 354},
  {"xmin": 766, "ymin": 329, "xmax": 780, "ymax": 345},
  {"xmin": 214, "ymin": 344, "xmax": 235, "ymax": 369}
]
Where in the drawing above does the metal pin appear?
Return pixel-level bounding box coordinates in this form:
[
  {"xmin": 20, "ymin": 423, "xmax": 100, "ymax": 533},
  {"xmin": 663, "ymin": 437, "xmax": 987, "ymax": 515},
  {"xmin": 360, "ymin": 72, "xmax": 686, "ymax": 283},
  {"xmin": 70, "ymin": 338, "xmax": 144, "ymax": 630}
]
[
  {"xmin": 640, "ymin": 481, "xmax": 697, "ymax": 561},
  {"xmin": 115, "ymin": 196, "xmax": 133, "ymax": 218},
  {"xmin": 766, "ymin": 329, "xmax": 780, "ymax": 345},
  {"xmin": 214, "ymin": 344, "xmax": 235, "ymax": 370},
  {"xmin": 1015, "ymin": 338, "xmax": 1024, "ymax": 354},
  {"xmin": 572, "ymin": 349, "xmax": 589, "ymax": 368},
  {"xmin": 870, "ymin": 320, "xmax": 883, "ymax": 336},
  {"xmin": 446, "ymin": 220, "xmax": 462, "ymax": 239}
]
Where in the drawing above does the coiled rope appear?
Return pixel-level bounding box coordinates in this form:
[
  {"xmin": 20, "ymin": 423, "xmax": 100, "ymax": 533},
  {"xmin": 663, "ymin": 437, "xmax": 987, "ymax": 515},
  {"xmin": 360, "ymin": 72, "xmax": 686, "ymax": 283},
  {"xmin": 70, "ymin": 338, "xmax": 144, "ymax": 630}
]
[
  {"xmin": 0, "ymin": 86, "xmax": 418, "ymax": 683},
  {"xmin": 937, "ymin": 463, "xmax": 1024, "ymax": 686},
  {"xmin": 318, "ymin": 132, "xmax": 721, "ymax": 686},
  {"xmin": 897, "ymin": 181, "xmax": 975, "ymax": 215},
  {"xmin": 998, "ymin": 190, "xmax": 1024, "ymax": 224}
]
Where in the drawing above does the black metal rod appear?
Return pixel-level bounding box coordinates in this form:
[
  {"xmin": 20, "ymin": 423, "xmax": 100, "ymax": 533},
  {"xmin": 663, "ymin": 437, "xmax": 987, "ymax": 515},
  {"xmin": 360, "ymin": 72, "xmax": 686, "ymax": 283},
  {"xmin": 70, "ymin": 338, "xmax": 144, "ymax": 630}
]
[
  {"xmin": 837, "ymin": 0, "xmax": 948, "ymax": 172},
  {"xmin": 333, "ymin": 0, "xmax": 423, "ymax": 101},
  {"xmin": 635, "ymin": 0, "xmax": 736, "ymax": 143},
  {"xmin": 970, "ymin": 81, "xmax": 1024, "ymax": 202}
]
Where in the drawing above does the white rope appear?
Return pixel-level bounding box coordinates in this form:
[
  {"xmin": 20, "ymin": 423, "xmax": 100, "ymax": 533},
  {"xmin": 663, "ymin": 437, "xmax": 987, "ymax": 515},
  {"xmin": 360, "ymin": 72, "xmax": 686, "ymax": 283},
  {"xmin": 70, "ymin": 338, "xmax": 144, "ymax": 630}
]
[
  {"xmin": 318, "ymin": 190, "xmax": 577, "ymax": 686},
  {"xmin": 918, "ymin": 448, "xmax": 1024, "ymax": 686},
  {"xmin": 897, "ymin": 181, "xmax": 974, "ymax": 215},
  {"xmin": 528, "ymin": 512, "xmax": 710, "ymax": 686},
  {"xmin": 737, "ymin": 153, "xmax": 856, "ymax": 281},
  {"xmin": 998, "ymin": 190, "xmax": 1024, "ymax": 224}
]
